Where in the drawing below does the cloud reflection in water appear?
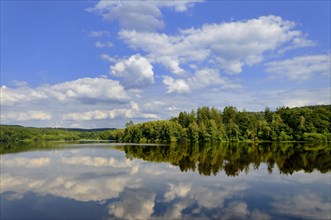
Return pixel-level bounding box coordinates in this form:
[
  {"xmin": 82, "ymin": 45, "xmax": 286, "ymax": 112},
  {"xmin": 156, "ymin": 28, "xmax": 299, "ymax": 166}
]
[{"xmin": 1, "ymin": 144, "xmax": 330, "ymax": 219}]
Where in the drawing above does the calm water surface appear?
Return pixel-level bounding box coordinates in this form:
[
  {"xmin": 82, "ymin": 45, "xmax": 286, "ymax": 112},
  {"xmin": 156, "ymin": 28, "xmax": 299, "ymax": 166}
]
[{"xmin": 1, "ymin": 142, "xmax": 330, "ymax": 220}]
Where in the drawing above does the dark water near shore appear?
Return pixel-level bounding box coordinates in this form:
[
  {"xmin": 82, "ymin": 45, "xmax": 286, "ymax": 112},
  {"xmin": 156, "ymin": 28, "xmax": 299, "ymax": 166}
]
[{"xmin": 1, "ymin": 142, "xmax": 330, "ymax": 219}]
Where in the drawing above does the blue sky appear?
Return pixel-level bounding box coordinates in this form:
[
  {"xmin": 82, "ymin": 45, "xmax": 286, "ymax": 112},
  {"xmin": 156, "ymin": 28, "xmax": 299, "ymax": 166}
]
[{"xmin": 1, "ymin": 0, "xmax": 330, "ymax": 128}]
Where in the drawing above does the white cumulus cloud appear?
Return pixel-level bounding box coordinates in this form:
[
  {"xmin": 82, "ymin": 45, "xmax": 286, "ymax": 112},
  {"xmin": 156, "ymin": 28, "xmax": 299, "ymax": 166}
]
[
  {"xmin": 164, "ymin": 183, "xmax": 191, "ymax": 202},
  {"xmin": 110, "ymin": 54, "xmax": 155, "ymax": 89},
  {"xmin": 63, "ymin": 102, "xmax": 157, "ymax": 121},
  {"xmin": 162, "ymin": 68, "xmax": 241, "ymax": 94},
  {"xmin": 0, "ymin": 77, "xmax": 129, "ymax": 106},
  {"xmin": 88, "ymin": 0, "xmax": 201, "ymax": 31},
  {"xmin": 163, "ymin": 76, "xmax": 190, "ymax": 94},
  {"xmin": 119, "ymin": 15, "xmax": 314, "ymax": 74},
  {"xmin": 50, "ymin": 78, "xmax": 129, "ymax": 103},
  {"xmin": 108, "ymin": 189, "xmax": 156, "ymax": 220},
  {"xmin": 63, "ymin": 109, "xmax": 133, "ymax": 121},
  {"xmin": 189, "ymin": 68, "xmax": 241, "ymax": 89}
]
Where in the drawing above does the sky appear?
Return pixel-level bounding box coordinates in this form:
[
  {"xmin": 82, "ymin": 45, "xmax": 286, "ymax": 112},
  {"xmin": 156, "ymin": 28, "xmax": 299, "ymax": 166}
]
[{"xmin": 0, "ymin": 0, "xmax": 330, "ymax": 128}]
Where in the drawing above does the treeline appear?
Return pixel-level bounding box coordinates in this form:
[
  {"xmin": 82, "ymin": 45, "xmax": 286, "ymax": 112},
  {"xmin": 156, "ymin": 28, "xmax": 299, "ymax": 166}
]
[
  {"xmin": 1, "ymin": 105, "xmax": 330, "ymax": 144},
  {"xmin": 115, "ymin": 105, "xmax": 331, "ymax": 143},
  {"xmin": 0, "ymin": 125, "xmax": 109, "ymax": 144},
  {"xmin": 123, "ymin": 142, "xmax": 331, "ymax": 176}
]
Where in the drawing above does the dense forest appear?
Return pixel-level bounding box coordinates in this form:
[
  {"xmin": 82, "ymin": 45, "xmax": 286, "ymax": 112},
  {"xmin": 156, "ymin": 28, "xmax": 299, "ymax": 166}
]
[
  {"xmin": 117, "ymin": 105, "xmax": 331, "ymax": 143},
  {"xmin": 1, "ymin": 105, "xmax": 330, "ymax": 144}
]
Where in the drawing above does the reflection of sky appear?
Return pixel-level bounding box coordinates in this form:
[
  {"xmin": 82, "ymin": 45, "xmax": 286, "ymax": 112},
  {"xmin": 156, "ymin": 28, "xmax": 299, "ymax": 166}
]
[{"xmin": 1, "ymin": 146, "xmax": 330, "ymax": 220}]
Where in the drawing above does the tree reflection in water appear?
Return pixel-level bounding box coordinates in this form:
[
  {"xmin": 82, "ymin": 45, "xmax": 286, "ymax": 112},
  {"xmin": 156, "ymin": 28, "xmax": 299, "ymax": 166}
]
[{"xmin": 124, "ymin": 142, "xmax": 331, "ymax": 176}]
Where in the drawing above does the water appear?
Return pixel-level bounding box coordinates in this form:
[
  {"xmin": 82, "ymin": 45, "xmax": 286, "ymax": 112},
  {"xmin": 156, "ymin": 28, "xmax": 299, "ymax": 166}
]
[{"xmin": 1, "ymin": 142, "xmax": 330, "ymax": 220}]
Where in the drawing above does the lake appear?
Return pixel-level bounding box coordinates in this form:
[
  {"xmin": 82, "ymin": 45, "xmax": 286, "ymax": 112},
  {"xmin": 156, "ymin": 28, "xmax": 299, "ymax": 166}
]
[{"xmin": 1, "ymin": 142, "xmax": 330, "ymax": 220}]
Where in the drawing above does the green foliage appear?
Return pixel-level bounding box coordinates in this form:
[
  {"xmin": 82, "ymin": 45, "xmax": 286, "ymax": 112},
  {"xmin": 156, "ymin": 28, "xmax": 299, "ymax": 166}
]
[
  {"xmin": 302, "ymin": 133, "xmax": 327, "ymax": 142},
  {"xmin": 0, "ymin": 125, "xmax": 117, "ymax": 144},
  {"xmin": 121, "ymin": 120, "xmax": 183, "ymax": 143},
  {"xmin": 1, "ymin": 105, "xmax": 330, "ymax": 144},
  {"xmin": 115, "ymin": 105, "xmax": 330, "ymax": 143}
]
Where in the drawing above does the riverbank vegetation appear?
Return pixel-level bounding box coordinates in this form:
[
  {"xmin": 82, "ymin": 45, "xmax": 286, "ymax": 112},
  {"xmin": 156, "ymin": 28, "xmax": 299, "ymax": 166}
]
[
  {"xmin": 117, "ymin": 105, "xmax": 331, "ymax": 143},
  {"xmin": 1, "ymin": 105, "xmax": 330, "ymax": 144}
]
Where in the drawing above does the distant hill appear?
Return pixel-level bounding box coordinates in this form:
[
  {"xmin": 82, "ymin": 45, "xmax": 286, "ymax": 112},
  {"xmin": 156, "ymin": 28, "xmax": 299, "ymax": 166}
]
[
  {"xmin": 54, "ymin": 128, "xmax": 116, "ymax": 132},
  {"xmin": 0, "ymin": 125, "xmax": 117, "ymax": 143},
  {"xmin": 0, "ymin": 125, "xmax": 116, "ymax": 132}
]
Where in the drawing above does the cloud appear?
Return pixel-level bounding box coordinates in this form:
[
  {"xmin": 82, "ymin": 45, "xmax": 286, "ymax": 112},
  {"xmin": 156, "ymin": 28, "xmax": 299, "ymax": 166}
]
[
  {"xmin": 1, "ymin": 147, "xmax": 328, "ymax": 220},
  {"xmin": 2, "ymin": 157, "xmax": 51, "ymax": 168},
  {"xmin": 162, "ymin": 199, "xmax": 192, "ymax": 219},
  {"xmin": 0, "ymin": 77, "xmax": 129, "ymax": 106},
  {"xmin": 221, "ymin": 201, "xmax": 250, "ymax": 219},
  {"xmin": 159, "ymin": 181, "xmax": 249, "ymax": 219},
  {"xmin": 153, "ymin": 56, "xmax": 184, "ymax": 75},
  {"xmin": 63, "ymin": 109, "xmax": 130, "ymax": 121},
  {"xmin": 250, "ymin": 210, "xmax": 271, "ymax": 220},
  {"xmin": 63, "ymin": 102, "xmax": 158, "ymax": 121},
  {"xmin": 271, "ymin": 192, "xmax": 331, "ymax": 219},
  {"xmin": 164, "ymin": 183, "xmax": 191, "ymax": 202},
  {"xmin": 142, "ymin": 101, "xmax": 180, "ymax": 113},
  {"xmin": 271, "ymin": 88, "xmax": 331, "ymax": 108},
  {"xmin": 12, "ymin": 80, "xmax": 29, "ymax": 87},
  {"xmin": 100, "ymin": 54, "xmax": 117, "ymax": 62},
  {"xmin": 110, "ymin": 54, "xmax": 155, "ymax": 89},
  {"xmin": 159, "ymin": 180, "xmax": 270, "ymax": 220},
  {"xmin": 1, "ymin": 175, "xmax": 119, "ymax": 203},
  {"xmin": 119, "ymin": 15, "xmax": 313, "ymax": 74},
  {"xmin": 1, "ymin": 77, "xmax": 166, "ymax": 127},
  {"xmin": 221, "ymin": 201, "xmax": 271, "ymax": 220},
  {"xmin": 61, "ymin": 156, "xmax": 134, "ymax": 168},
  {"xmin": 285, "ymin": 171, "xmax": 331, "ymax": 184},
  {"xmin": 162, "ymin": 68, "xmax": 241, "ymax": 94},
  {"xmin": 88, "ymin": 0, "xmax": 201, "ymax": 31},
  {"xmin": 1, "ymin": 111, "xmax": 52, "ymax": 121},
  {"xmin": 156, "ymin": 0, "xmax": 202, "ymax": 12},
  {"xmin": 0, "ymin": 151, "xmax": 142, "ymax": 202},
  {"xmin": 88, "ymin": 30, "xmax": 110, "ymax": 37},
  {"xmin": 50, "ymin": 78, "xmax": 129, "ymax": 103},
  {"xmin": 163, "ymin": 76, "xmax": 190, "ymax": 94},
  {"xmin": 191, "ymin": 184, "xmax": 247, "ymax": 209},
  {"xmin": 265, "ymin": 53, "xmax": 331, "ymax": 80},
  {"xmin": 181, "ymin": 87, "xmax": 330, "ymax": 113},
  {"xmin": 60, "ymin": 155, "xmax": 140, "ymax": 175},
  {"xmin": 0, "ymin": 85, "xmax": 47, "ymax": 106},
  {"xmin": 89, "ymin": 1, "xmax": 163, "ymax": 32},
  {"xmin": 95, "ymin": 41, "xmax": 113, "ymax": 48},
  {"xmin": 278, "ymin": 38, "xmax": 315, "ymax": 54},
  {"xmin": 189, "ymin": 68, "xmax": 241, "ymax": 89},
  {"xmin": 108, "ymin": 189, "xmax": 156, "ymax": 220},
  {"xmin": 143, "ymin": 101, "xmax": 165, "ymax": 111}
]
